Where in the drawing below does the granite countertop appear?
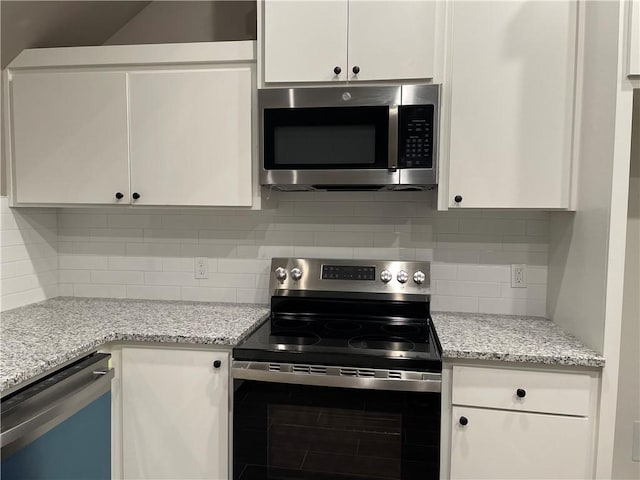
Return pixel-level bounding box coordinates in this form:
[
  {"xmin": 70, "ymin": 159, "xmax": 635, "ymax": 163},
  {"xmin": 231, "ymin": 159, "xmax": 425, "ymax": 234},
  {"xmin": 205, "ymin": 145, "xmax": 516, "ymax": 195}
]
[
  {"xmin": 0, "ymin": 297, "xmax": 269, "ymax": 394},
  {"xmin": 432, "ymin": 312, "xmax": 605, "ymax": 367},
  {"xmin": 1, "ymin": 298, "xmax": 605, "ymax": 395}
]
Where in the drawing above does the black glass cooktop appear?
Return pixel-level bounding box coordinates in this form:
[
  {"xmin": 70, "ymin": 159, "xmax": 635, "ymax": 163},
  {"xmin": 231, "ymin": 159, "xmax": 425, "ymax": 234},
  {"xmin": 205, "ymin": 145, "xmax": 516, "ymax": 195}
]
[{"xmin": 234, "ymin": 294, "xmax": 442, "ymax": 372}]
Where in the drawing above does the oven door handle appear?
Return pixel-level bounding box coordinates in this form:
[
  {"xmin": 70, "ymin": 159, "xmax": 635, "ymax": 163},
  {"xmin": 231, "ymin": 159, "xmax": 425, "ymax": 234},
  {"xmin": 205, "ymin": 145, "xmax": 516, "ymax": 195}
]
[{"xmin": 231, "ymin": 361, "xmax": 441, "ymax": 393}]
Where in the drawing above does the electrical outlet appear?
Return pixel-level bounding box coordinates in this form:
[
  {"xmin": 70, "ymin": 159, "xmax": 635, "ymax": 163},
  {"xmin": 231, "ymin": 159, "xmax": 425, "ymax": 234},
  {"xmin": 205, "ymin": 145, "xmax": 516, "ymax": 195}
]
[
  {"xmin": 194, "ymin": 257, "xmax": 208, "ymax": 279},
  {"xmin": 511, "ymin": 264, "xmax": 526, "ymax": 288}
]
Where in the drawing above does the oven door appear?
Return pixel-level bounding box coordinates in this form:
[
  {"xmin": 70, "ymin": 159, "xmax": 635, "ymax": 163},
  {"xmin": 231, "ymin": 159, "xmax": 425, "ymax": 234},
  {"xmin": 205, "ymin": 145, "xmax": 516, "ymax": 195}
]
[
  {"xmin": 232, "ymin": 366, "xmax": 440, "ymax": 480},
  {"xmin": 259, "ymin": 86, "xmax": 401, "ymax": 188}
]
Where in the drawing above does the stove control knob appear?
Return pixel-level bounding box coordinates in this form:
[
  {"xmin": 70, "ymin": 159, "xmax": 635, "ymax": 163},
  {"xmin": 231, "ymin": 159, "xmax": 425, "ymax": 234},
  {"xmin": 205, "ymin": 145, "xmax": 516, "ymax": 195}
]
[
  {"xmin": 274, "ymin": 267, "xmax": 287, "ymax": 282},
  {"xmin": 397, "ymin": 270, "xmax": 409, "ymax": 284},
  {"xmin": 291, "ymin": 267, "xmax": 303, "ymax": 281},
  {"xmin": 380, "ymin": 269, "xmax": 393, "ymax": 283},
  {"xmin": 413, "ymin": 271, "xmax": 426, "ymax": 285}
]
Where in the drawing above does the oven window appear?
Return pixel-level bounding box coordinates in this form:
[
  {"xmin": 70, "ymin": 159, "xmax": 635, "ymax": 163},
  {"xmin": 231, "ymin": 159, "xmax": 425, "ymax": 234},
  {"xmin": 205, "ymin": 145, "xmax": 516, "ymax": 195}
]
[
  {"xmin": 233, "ymin": 381, "xmax": 440, "ymax": 480},
  {"xmin": 263, "ymin": 106, "xmax": 389, "ymax": 170}
]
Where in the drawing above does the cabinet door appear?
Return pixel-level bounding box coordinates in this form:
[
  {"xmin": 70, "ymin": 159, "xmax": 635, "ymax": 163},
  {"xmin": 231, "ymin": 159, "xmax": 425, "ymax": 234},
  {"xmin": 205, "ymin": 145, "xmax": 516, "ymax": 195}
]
[
  {"xmin": 121, "ymin": 348, "xmax": 229, "ymax": 480},
  {"xmin": 264, "ymin": 0, "xmax": 348, "ymax": 82},
  {"xmin": 348, "ymin": 1, "xmax": 435, "ymax": 81},
  {"xmin": 630, "ymin": 0, "xmax": 640, "ymax": 76},
  {"xmin": 450, "ymin": 406, "xmax": 591, "ymax": 479},
  {"xmin": 10, "ymin": 71, "xmax": 129, "ymax": 205},
  {"xmin": 447, "ymin": 1, "xmax": 577, "ymax": 208},
  {"xmin": 128, "ymin": 68, "xmax": 253, "ymax": 206}
]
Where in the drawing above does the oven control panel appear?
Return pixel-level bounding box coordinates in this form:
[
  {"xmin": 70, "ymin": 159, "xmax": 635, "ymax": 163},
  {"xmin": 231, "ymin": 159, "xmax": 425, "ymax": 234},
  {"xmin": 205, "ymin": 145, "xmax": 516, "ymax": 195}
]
[{"xmin": 270, "ymin": 258, "xmax": 430, "ymax": 295}]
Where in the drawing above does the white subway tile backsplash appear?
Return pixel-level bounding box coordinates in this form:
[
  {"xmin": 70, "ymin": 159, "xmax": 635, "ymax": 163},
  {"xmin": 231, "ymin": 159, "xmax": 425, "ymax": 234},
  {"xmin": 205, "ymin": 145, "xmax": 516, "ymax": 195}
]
[
  {"xmin": 162, "ymin": 257, "xmax": 197, "ymax": 272},
  {"xmin": 59, "ymin": 269, "xmax": 91, "ymax": 283},
  {"xmin": 58, "ymin": 214, "xmax": 107, "ymax": 229},
  {"xmin": 73, "ymin": 241, "xmax": 126, "ymax": 256},
  {"xmin": 478, "ymin": 297, "xmax": 547, "ymax": 317},
  {"xmin": 180, "ymin": 286, "xmax": 236, "ymax": 303},
  {"xmin": 108, "ymin": 256, "xmax": 163, "ymax": 272},
  {"xmin": 499, "ymin": 283, "xmax": 547, "ymax": 300},
  {"xmin": 0, "ymin": 198, "xmax": 57, "ymax": 311},
  {"xmin": 59, "ymin": 255, "xmax": 108, "ymax": 270},
  {"xmin": 431, "ymin": 263, "xmax": 457, "ymax": 280},
  {"xmin": 199, "ymin": 273, "xmax": 255, "ymax": 288},
  {"xmin": 0, "ymin": 195, "xmax": 551, "ymax": 316},
  {"xmin": 217, "ymin": 258, "xmax": 270, "ymax": 274},
  {"xmin": 73, "ymin": 283, "xmax": 126, "ymax": 298},
  {"xmin": 126, "ymin": 242, "xmax": 182, "ymax": 257},
  {"xmin": 457, "ymin": 264, "xmax": 511, "ymax": 283},
  {"xmin": 107, "ymin": 214, "xmax": 162, "ymax": 229},
  {"xmin": 527, "ymin": 266, "xmax": 548, "ymax": 285},
  {"xmin": 435, "ymin": 280, "xmax": 502, "ymax": 298},
  {"xmin": 91, "ymin": 270, "xmax": 145, "ymax": 285},
  {"xmin": 237, "ymin": 288, "xmax": 269, "ymax": 304},
  {"xmin": 431, "ymin": 295, "xmax": 479, "ymax": 313},
  {"xmin": 144, "ymin": 271, "xmax": 199, "ymax": 287},
  {"xmin": 126, "ymin": 285, "xmax": 180, "ymax": 300}
]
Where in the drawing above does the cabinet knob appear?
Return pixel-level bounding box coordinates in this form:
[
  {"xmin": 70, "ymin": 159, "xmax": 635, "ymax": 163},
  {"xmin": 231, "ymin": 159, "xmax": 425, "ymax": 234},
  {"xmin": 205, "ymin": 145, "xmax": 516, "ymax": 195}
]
[
  {"xmin": 352, "ymin": 65, "xmax": 360, "ymax": 75},
  {"xmin": 213, "ymin": 360, "xmax": 222, "ymax": 369},
  {"xmin": 333, "ymin": 66, "xmax": 342, "ymax": 75},
  {"xmin": 132, "ymin": 192, "xmax": 141, "ymax": 200},
  {"xmin": 516, "ymin": 388, "xmax": 526, "ymax": 398},
  {"xmin": 115, "ymin": 192, "xmax": 124, "ymax": 200},
  {"xmin": 459, "ymin": 416, "xmax": 469, "ymax": 426},
  {"xmin": 454, "ymin": 195, "xmax": 463, "ymax": 203}
]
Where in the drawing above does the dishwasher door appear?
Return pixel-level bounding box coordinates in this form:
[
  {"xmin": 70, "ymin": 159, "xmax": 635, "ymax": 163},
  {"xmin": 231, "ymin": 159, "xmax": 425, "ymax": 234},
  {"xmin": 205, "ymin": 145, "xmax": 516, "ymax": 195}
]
[{"xmin": 1, "ymin": 352, "xmax": 114, "ymax": 480}]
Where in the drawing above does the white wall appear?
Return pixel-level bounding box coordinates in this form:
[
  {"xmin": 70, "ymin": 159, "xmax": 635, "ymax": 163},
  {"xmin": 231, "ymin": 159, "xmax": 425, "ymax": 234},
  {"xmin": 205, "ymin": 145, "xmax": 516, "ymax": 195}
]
[
  {"xmin": 0, "ymin": 197, "xmax": 58, "ymax": 311},
  {"xmin": 612, "ymin": 89, "xmax": 640, "ymax": 480},
  {"xmin": 104, "ymin": 1, "xmax": 256, "ymax": 45},
  {"xmin": 55, "ymin": 192, "xmax": 549, "ymax": 314}
]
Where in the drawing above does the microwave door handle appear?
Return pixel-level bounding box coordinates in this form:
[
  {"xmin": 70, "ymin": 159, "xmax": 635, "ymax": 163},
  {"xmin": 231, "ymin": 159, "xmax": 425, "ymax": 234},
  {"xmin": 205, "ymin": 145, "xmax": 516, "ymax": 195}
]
[{"xmin": 388, "ymin": 105, "xmax": 399, "ymax": 172}]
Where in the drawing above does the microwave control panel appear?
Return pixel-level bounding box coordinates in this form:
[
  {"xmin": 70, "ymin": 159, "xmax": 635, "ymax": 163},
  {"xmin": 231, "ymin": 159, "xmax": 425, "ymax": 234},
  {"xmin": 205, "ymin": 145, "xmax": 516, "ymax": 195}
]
[{"xmin": 398, "ymin": 105, "xmax": 434, "ymax": 168}]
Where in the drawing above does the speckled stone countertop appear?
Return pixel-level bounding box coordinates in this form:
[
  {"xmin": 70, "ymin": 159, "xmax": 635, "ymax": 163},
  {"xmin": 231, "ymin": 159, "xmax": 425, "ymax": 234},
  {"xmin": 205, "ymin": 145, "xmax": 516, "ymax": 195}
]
[
  {"xmin": 0, "ymin": 297, "xmax": 269, "ymax": 394},
  {"xmin": 432, "ymin": 312, "xmax": 605, "ymax": 367}
]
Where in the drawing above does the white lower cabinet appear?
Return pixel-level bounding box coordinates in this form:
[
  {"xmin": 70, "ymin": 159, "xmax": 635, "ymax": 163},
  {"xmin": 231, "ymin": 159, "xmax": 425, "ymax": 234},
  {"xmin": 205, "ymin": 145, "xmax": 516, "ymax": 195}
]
[
  {"xmin": 448, "ymin": 365, "xmax": 597, "ymax": 479},
  {"xmin": 451, "ymin": 406, "xmax": 591, "ymax": 479},
  {"xmin": 121, "ymin": 347, "xmax": 229, "ymax": 480}
]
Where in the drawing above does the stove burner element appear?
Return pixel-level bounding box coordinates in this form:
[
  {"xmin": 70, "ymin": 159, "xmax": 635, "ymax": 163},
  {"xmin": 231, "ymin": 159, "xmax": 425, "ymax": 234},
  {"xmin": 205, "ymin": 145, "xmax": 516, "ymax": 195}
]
[
  {"xmin": 381, "ymin": 324, "xmax": 421, "ymax": 335},
  {"xmin": 348, "ymin": 335, "xmax": 415, "ymax": 352},
  {"xmin": 272, "ymin": 318, "xmax": 310, "ymax": 329},
  {"xmin": 269, "ymin": 331, "xmax": 321, "ymax": 346},
  {"xmin": 325, "ymin": 321, "xmax": 362, "ymax": 332}
]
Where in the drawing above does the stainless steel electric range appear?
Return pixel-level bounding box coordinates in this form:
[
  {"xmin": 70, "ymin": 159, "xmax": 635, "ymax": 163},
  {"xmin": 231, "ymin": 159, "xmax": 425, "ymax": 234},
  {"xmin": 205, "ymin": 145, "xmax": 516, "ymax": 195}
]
[{"xmin": 232, "ymin": 258, "xmax": 442, "ymax": 480}]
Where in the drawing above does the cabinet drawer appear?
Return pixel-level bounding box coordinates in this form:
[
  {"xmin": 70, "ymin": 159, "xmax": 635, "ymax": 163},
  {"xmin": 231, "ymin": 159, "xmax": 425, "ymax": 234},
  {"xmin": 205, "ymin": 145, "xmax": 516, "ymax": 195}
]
[{"xmin": 452, "ymin": 366, "xmax": 591, "ymax": 416}]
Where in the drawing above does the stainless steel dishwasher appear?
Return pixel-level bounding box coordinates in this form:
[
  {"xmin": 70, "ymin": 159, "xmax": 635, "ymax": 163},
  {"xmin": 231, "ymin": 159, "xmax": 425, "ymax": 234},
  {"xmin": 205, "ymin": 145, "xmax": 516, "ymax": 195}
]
[{"xmin": 1, "ymin": 352, "xmax": 114, "ymax": 480}]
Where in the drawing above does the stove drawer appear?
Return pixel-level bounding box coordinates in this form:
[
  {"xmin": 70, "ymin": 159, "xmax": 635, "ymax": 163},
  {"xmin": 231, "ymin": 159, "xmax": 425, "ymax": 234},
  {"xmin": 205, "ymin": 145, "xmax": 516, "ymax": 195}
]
[{"xmin": 452, "ymin": 365, "xmax": 592, "ymax": 416}]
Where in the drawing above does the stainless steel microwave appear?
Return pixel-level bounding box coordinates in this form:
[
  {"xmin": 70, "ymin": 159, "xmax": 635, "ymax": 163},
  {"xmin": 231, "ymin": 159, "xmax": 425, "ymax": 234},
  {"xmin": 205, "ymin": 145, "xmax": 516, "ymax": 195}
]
[{"xmin": 259, "ymin": 84, "xmax": 440, "ymax": 191}]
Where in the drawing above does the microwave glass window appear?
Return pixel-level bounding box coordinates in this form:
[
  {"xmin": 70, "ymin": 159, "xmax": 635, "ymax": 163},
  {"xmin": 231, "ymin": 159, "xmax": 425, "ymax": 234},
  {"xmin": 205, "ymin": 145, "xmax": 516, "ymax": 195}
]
[
  {"xmin": 274, "ymin": 125, "xmax": 376, "ymax": 165},
  {"xmin": 263, "ymin": 106, "xmax": 389, "ymax": 170}
]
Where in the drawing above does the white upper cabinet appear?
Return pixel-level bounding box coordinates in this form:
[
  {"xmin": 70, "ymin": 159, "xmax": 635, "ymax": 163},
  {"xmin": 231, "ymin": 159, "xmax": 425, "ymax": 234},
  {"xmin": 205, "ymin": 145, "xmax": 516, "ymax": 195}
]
[
  {"xmin": 262, "ymin": 0, "xmax": 435, "ymax": 84},
  {"xmin": 629, "ymin": 0, "xmax": 640, "ymax": 76},
  {"xmin": 10, "ymin": 71, "xmax": 130, "ymax": 205},
  {"xmin": 6, "ymin": 42, "xmax": 257, "ymax": 208},
  {"xmin": 264, "ymin": 0, "xmax": 348, "ymax": 82},
  {"xmin": 128, "ymin": 68, "xmax": 253, "ymax": 207},
  {"xmin": 347, "ymin": 1, "xmax": 435, "ymax": 82},
  {"xmin": 445, "ymin": 1, "xmax": 577, "ymax": 209}
]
